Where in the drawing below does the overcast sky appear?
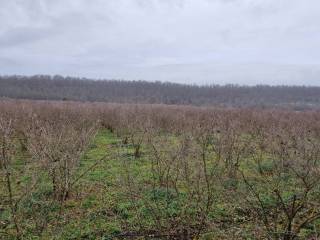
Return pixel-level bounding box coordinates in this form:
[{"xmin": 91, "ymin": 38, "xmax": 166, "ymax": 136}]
[{"xmin": 0, "ymin": 0, "xmax": 319, "ymax": 85}]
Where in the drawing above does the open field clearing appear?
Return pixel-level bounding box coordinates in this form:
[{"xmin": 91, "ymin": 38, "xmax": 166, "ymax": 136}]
[{"xmin": 1, "ymin": 100, "xmax": 320, "ymax": 239}]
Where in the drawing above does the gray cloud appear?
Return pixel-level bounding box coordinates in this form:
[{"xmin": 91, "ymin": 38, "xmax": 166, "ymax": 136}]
[
  {"xmin": 0, "ymin": 0, "xmax": 319, "ymax": 85},
  {"xmin": 0, "ymin": 26, "xmax": 59, "ymax": 47}
]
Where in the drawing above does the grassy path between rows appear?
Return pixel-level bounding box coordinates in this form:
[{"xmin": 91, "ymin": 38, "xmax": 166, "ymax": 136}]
[{"xmin": 55, "ymin": 130, "xmax": 126, "ymax": 239}]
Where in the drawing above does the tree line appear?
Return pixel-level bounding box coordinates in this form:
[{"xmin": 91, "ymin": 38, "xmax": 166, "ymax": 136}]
[{"xmin": 1, "ymin": 75, "xmax": 320, "ymax": 109}]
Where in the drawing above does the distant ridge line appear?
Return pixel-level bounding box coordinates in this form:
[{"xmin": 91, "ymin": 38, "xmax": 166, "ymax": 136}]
[{"xmin": 1, "ymin": 75, "xmax": 320, "ymax": 109}]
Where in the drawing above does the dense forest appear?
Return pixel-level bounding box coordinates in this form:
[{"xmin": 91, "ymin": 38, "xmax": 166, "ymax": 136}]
[{"xmin": 1, "ymin": 75, "xmax": 320, "ymax": 109}]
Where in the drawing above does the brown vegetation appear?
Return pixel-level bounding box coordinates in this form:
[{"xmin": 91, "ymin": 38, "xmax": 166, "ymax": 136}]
[
  {"xmin": 1, "ymin": 99, "xmax": 320, "ymax": 239},
  {"xmin": 1, "ymin": 75, "xmax": 320, "ymax": 109}
]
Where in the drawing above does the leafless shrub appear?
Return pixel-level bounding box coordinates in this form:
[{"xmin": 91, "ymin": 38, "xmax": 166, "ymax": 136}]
[
  {"xmin": 25, "ymin": 107, "xmax": 97, "ymax": 202},
  {"xmin": 241, "ymin": 115, "xmax": 320, "ymax": 240},
  {"xmin": 1, "ymin": 99, "xmax": 320, "ymax": 239}
]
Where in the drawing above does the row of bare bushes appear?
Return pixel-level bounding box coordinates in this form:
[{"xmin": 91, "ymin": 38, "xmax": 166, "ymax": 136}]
[{"xmin": 1, "ymin": 99, "xmax": 320, "ymax": 239}]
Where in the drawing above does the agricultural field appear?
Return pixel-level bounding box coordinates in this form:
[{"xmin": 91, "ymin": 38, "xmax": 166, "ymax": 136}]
[{"xmin": 1, "ymin": 100, "xmax": 320, "ymax": 239}]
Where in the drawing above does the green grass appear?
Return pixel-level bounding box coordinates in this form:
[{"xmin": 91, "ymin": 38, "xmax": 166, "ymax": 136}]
[
  {"xmin": 50, "ymin": 130, "xmax": 161, "ymax": 239},
  {"xmin": 1, "ymin": 129, "xmax": 320, "ymax": 239}
]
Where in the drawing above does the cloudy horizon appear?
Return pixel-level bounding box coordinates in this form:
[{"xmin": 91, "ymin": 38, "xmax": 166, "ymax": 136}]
[{"xmin": 0, "ymin": 0, "xmax": 319, "ymax": 85}]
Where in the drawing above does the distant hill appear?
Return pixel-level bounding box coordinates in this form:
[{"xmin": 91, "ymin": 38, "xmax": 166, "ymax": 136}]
[{"xmin": 1, "ymin": 75, "xmax": 320, "ymax": 109}]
